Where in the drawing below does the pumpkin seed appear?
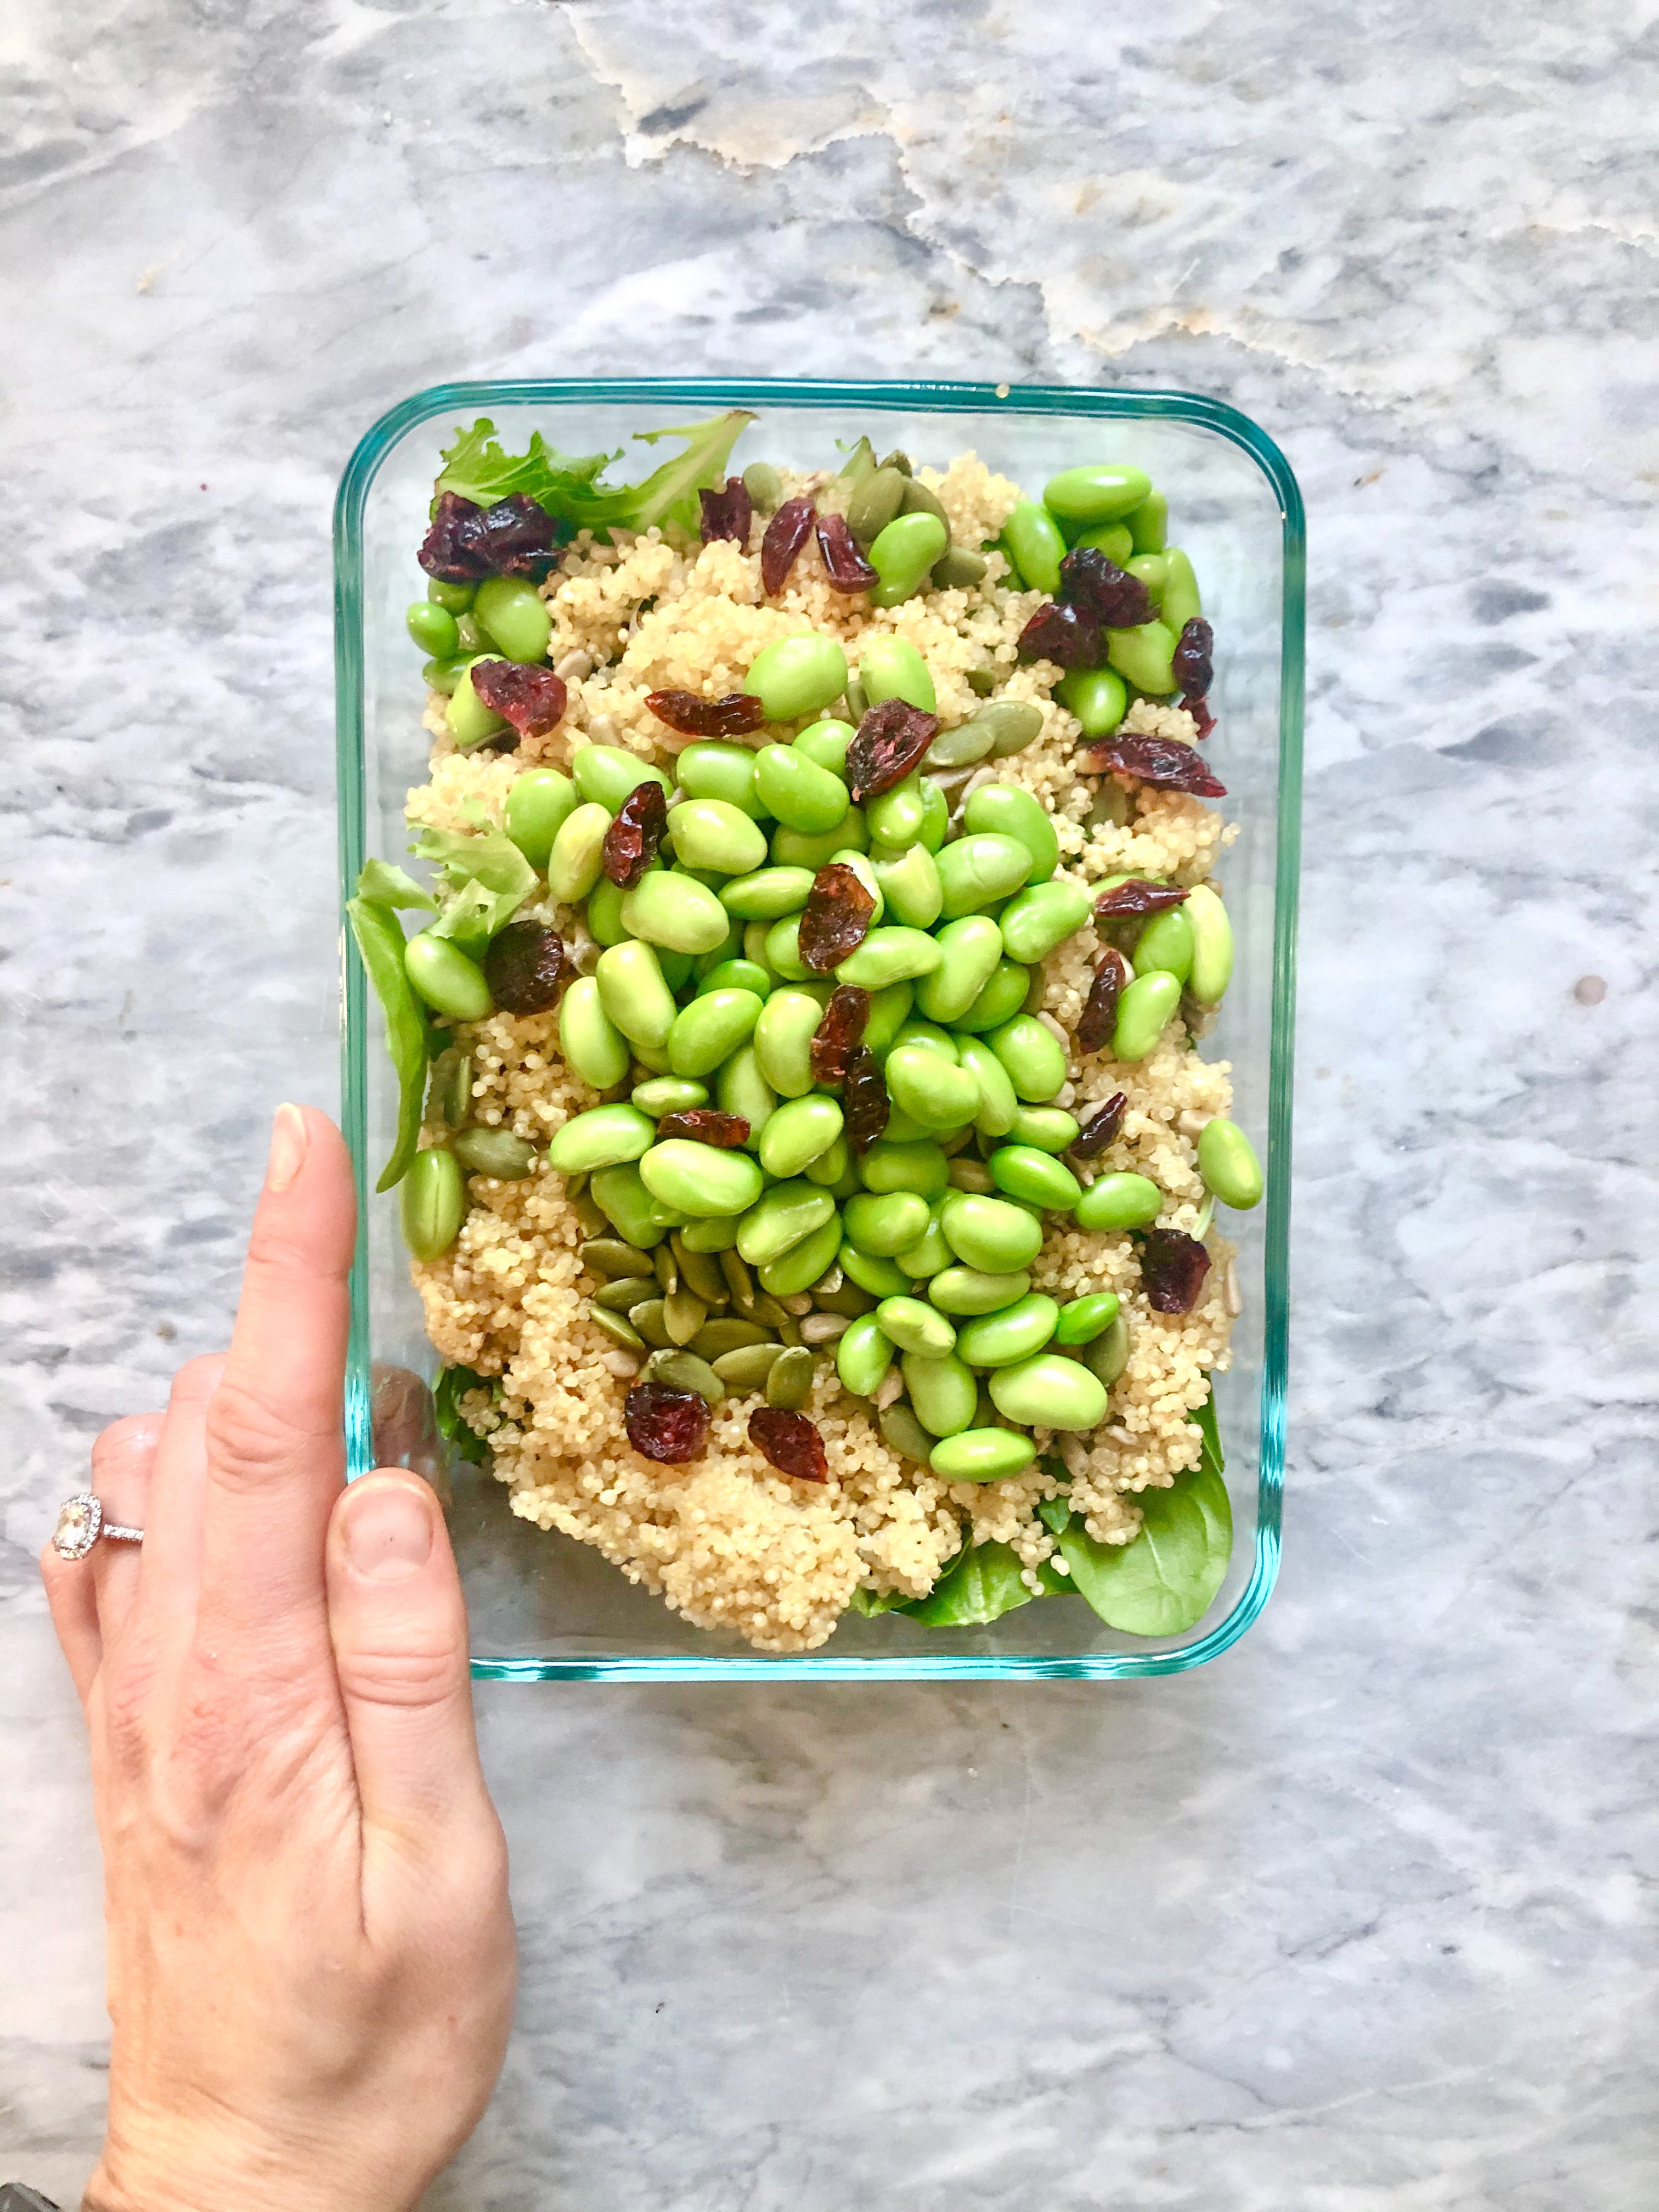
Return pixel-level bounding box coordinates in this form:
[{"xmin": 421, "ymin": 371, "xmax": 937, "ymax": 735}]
[
  {"xmin": 629, "ymin": 1297, "xmax": 673, "ymax": 1350},
  {"xmin": 594, "ymin": 1274, "xmax": 656, "ymax": 1312},
  {"xmin": 672, "ymin": 1235, "xmax": 729, "ymax": 1305},
  {"xmin": 580, "ymin": 1238, "xmax": 651, "ymax": 1278},
  {"xmin": 642, "ymin": 1347, "xmax": 726, "ymax": 1401},
  {"xmin": 664, "ymin": 1288, "xmax": 707, "ymax": 1346},
  {"xmin": 712, "ymin": 1343, "xmax": 786, "ymax": 1391},
  {"xmin": 764, "ymin": 1345, "xmax": 816, "ymax": 1410},
  {"xmin": 653, "ymin": 1244, "xmax": 678, "ymax": 1295},
  {"xmin": 878, "ymin": 1400, "xmax": 934, "ymax": 1463},
  {"xmin": 586, "ymin": 1304, "xmax": 645, "ymax": 1351},
  {"xmin": 691, "ymin": 1317, "xmax": 776, "ymax": 1357},
  {"xmin": 719, "ymin": 1247, "xmax": 754, "ymax": 1305}
]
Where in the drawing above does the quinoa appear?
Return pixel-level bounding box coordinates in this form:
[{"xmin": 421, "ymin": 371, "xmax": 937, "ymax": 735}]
[{"xmin": 405, "ymin": 452, "xmax": 1238, "ymax": 1654}]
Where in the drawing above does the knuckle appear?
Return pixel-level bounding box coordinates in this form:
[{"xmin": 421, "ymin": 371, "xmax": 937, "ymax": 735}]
[
  {"xmin": 204, "ymin": 1375, "xmax": 303, "ymax": 1487},
  {"xmin": 91, "ymin": 1412, "xmax": 165, "ymax": 1477},
  {"xmin": 169, "ymin": 1353, "xmax": 229, "ymax": 1410},
  {"xmin": 336, "ymin": 1637, "xmax": 463, "ymax": 1712}
]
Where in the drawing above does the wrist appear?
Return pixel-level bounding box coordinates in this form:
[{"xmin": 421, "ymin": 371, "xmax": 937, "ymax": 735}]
[{"xmin": 83, "ymin": 2126, "xmax": 403, "ymax": 2212}]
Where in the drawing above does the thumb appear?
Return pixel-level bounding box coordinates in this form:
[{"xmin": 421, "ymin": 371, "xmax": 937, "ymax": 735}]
[{"xmin": 326, "ymin": 1471, "xmax": 487, "ymax": 1841}]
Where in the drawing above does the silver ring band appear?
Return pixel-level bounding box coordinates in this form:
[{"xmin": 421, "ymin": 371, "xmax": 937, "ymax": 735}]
[{"xmin": 52, "ymin": 1491, "xmax": 144, "ymax": 1560}]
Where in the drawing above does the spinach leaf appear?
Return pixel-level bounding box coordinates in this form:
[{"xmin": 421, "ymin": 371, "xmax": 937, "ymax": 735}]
[
  {"xmin": 1188, "ymin": 1388, "xmax": 1224, "ymax": 1480},
  {"xmin": 900, "ymin": 1539, "xmax": 1042, "ymax": 1628},
  {"xmin": 847, "ymin": 1584, "xmax": 917, "ymax": 1618},
  {"xmin": 1058, "ymin": 1460, "xmax": 1232, "ymax": 1637},
  {"xmin": 434, "ymin": 410, "xmax": 755, "ymax": 540},
  {"xmin": 345, "ymin": 896, "xmax": 431, "ymax": 1193},
  {"xmin": 356, "ymin": 857, "xmax": 435, "ymax": 911},
  {"xmin": 1036, "ymin": 1493, "xmax": 1073, "ymax": 1537},
  {"xmin": 432, "ymin": 1363, "xmax": 491, "ymax": 1466}
]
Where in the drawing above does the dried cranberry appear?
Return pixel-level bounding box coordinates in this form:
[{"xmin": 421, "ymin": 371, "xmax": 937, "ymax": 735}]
[
  {"xmin": 699, "ymin": 476, "xmax": 753, "ymax": 547},
  {"xmin": 1140, "ymin": 1229, "xmax": 1212, "ymax": 1314},
  {"xmin": 1076, "ymin": 948, "xmax": 1129, "ymax": 1055},
  {"xmin": 1171, "ymin": 618, "xmax": 1214, "ymax": 700},
  {"xmin": 624, "ymin": 1381, "xmax": 710, "ymax": 1464},
  {"xmin": 1017, "ymin": 599, "xmax": 1101, "ymax": 669},
  {"xmin": 654, "ymin": 1110, "xmax": 751, "ymax": 1147},
  {"xmin": 418, "ymin": 493, "xmax": 490, "ymax": 582},
  {"xmin": 1070, "ymin": 1091, "xmax": 1128, "ymax": 1158},
  {"xmin": 1059, "ymin": 546, "xmax": 1154, "ymax": 629},
  {"xmin": 1181, "ymin": 694, "xmax": 1217, "ymax": 741},
  {"xmin": 1081, "ymin": 734, "xmax": 1226, "ymax": 798},
  {"xmin": 842, "ymin": 1045, "xmax": 890, "ymax": 1153},
  {"xmin": 601, "ymin": 780, "xmax": 667, "ymax": 888},
  {"xmin": 484, "ymin": 921, "xmax": 567, "ymax": 1015},
  {"xmin": 845, "ymin": 699, "xmax": 940, "ymax": 803},
  {"xmin": 749, "ymin": 1407, "xmax": 828, "ymax": 1482},
  {"xmin": 798, "ymin": 863, "xmax": 877, "ymax": 972},
  {"xmin": 815, "ymin": 511, "xmax": 878, "ymax": 592},
  {"xmin": 1093, "ymin": 879, "xmax": 1190, "ymax": 919},
  {"xmin": 645, "ymin": 689, "xmax": 766, "ymax": 738},
  {"xmin": 761, "ymin": 497, "xmax": 816, "ymax": 595},
  {"xmin": 470, "ymin": 661, "xmax": 568, "ymax": 739},
  {"xmin": 419, "ymin": 492, "xmax": 565, "ymax": 583},
  {"xmin": 809, "ymin": 984, "xmax": 871, "ymax": 1085}
]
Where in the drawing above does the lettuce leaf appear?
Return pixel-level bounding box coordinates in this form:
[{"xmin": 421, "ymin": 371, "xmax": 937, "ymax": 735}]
[
  {"xmin": 356, "ymin": 857, "xmax": 436, "ymax": 911},
  {"xmin": 345, "ymin": 896, "xmax": 431, "ymax": 1193},
  {"xmin": 433, "ymin": 410, "xmax": 755, "ymax": 540},
  {"xmin": 408, "ymin": 821, "xmax": 536, "ymax": 958}
]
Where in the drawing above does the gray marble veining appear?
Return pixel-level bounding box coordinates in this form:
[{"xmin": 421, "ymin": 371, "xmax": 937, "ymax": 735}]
[{"xmin": 3, "ymin": 1, "xmax": 1656, "ymax": 2204}]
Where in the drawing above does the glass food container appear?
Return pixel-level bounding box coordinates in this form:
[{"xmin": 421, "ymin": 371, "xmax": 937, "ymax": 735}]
[{"xmin": 336, "ymin": 378, "xmax": 1304, "ymax": 1680}]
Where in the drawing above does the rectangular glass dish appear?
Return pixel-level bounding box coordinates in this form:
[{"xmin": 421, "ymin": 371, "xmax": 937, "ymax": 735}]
[{"xmin": 336, "ymin": 377, "xmax": 1303, "ymax": 1680}]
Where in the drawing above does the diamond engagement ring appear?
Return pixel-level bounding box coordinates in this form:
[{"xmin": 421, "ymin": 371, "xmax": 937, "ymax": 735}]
[{"xmin": 52, "ymin": 1491, "xmax": 144, "ymax": 1560}]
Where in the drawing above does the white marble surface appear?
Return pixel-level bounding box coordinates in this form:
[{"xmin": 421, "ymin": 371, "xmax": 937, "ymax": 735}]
[{"xmin": 4, "ymin": 1, "xmax": 1657, "ymax": 2203}]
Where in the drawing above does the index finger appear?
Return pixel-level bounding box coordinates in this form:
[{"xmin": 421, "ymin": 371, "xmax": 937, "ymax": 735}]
[{"xmin": 196, "ymin": 1104, "xmax": 357, "ymax": 1655}]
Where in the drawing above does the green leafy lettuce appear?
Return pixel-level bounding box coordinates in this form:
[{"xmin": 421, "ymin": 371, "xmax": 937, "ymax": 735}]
[
  {"xmin": 345, "ymin": 887, "xmax": 431, "ymax": 1193},
  {"xmin": 433, "ymin": 410, "xmax": 755, "ymax": 540},
  {"xmin": 355, "ymin": 857, "xmax": 436, "ymax": 911},
  {"xmin": 409, "ymin": 820, "xmax": 536, "ymax": 960}
]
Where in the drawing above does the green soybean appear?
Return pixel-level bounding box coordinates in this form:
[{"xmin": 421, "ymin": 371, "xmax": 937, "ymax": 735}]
[
  {"xmin": 742, "ymin": 460, "xmax": 783, "ymax": 514},
  {"xmin": 1074, "ymin": 1172, "xmax": 1162, "ymax": 1232},
  {"xmin": 963, "ymin": 785, "xmax": 1058, "ymax": 884},
  {"xmin": 954, "ymin": 960, "xmax": 1031, "ymax": 1034},
  {"xmin": 1042, "ymin": 464, "xmax": 1152, "ymax": 526},
  {"xmin": 830, "ymin": 848, "xmax": 883, "ymax": 920},
  {"xmin": 633, "ymin": 1076, "xmax": 708, "ymax": 1116},
  {"xmin": 893, "ymin": 1197, "xmax": 953, "ymax": 1279},
  {"xmin": 695, "ymin": 959, "xmax": 768, "ymax": 1001},
  {"xmin": 559, "ymin": 976, "xmax": 630, "ymax": 1089},
  {"xmin": 761, "ymin": 916, "xmax": 814, "ymax": 985},
  {"xmin": 844, "ymin": 1189, "xmax": 930, "ymax": 1257},
  {"xmin": 746, "ymin": 634, "xmax": 849, "ymax": 723},
  {"xmin": 620, "ymin": 871, "xmax": 731, "ymax": 957},
  {"xmin": 804, "ymin": 1134, "xmax": 853, "ymax": 1189},
  {"xmin": 420, "ymin": 657, "xmax": 466, "ymax": 695},
  {"xmin": 989, "ymin": 1353, "xmax": 1107, "ymax": 1432},
  {"xmin": 988, "ymin": 1015, "xmax": 1068, "ymax": 1103},
  {"xmin": 837, "ymin": 1314, "xmax": 894, "ymax": 1398},
  {"xmin": 860, "ymin": 637, "xmax": 936, "ymax": 714},
  {"xmin": 929, "ymin": 1429, "xmax": 1036, "ymax": 1483},
  {"xmin": 759, "ymin": 1096, "xmax": 843, "ymax": 1179},
  {"xmin": 1055, "ymin": 666, "xmax": 1128, "ymax": 738},
  {"xmin": 1160, "ymin": 549, "xmax": 1202, "ymax": 635},
  {"xmin": 1127, "ymin": 490, "xmax": 1168, "ymax": 554},
  {"xmin": 1134, "ymin": 905, "xmax": 1194, "ymax": 986},
  {"xmin": 473, "ymin": 575, "xmax": 552, "ymax": 664},
  {"xmin": 867, "ymin": 511, "xmax": 949, "ymax": 607},
  {"xmin": 1006, "ymin": 1107, "xmax": 1080, "ymax": 1153},
  {"xmin": 1197, "ymin": 1119, "xmax": 1262, "ymax": 1210},
  {"xmin": 997, "ymin": 881, "xmax": 1092, "ymax": 965},
  {"xmin": 1112, "ymin": 970, "xmax": 1182, "ymax": 1062},
  {"xmin": 865, "ymin": 774, "xmax": 928, "ymax": 853},
  {"xmin": 881, "ymin": 1048, "xmax": 977, "ymax": 1134},
  {"xmin": 407, "ymin": 600, "xmax": 459, "ymax": 657},
  {"xmin": 793, "ymin": 719, "xmax": 856, "ymax": 775},
  {"xmin": 909, "ymin": 916, "xmax": 1000, "ymax": 1026},
  {"xmin": 1055, "ymin": 1291, "xmax": 1121, "ymax": 1345},
  {"xmin": 839, "ymin": 1244, "xmax": 913, "ymax": 1298},
  {"xmin": 891, "ymin": 1018, "xmax": 957, "ymax": 1063},
  {"xmin": 401, "ymin": 1146, "xmax": 465, "ymax": 1260},
  {"xmin": 573, "ymin": 745, "xmax": 673, "ymax": 812},
  {"xmin": 957, "ymin": 1037, "xmax": 1018, "ymax": 1137},
  {"xmin": 595, "ymin": 940, "xmax": 678, "ymax": 1052},
  {"xmin": 862, "ymin": 979, "xmax": 915, "ymax": 1057},
  {"xmin": 1127, "ymin": 554, "xmax": 1168, "ymax": 603},
  {"xmin": 874, "ymin": 1296, "xmax": 955, "ymax": 1358},
  {"xmin": 718, "ymin": 866, "xmax": 814, "ymax": 921},
  {"xmin": 835, "ymin": 926, "xmax": 944, "ymax": 990},
  {"xmin": 548, "ymin": 1104, "xmax": 655, "ymax": 1174},
  {"xmin": 935, "ymin": 834, "xmax": 1034, "ymax": 920},
  {"xmin": 405, "ymin": 933, "xmax": 492, "ymax": 1021},
  {"xmin": 753, "ymin": 990, "xmax": 823, "ymax": 1098},
  {"xmin": 930, "ymin": 1266, "xmax": 1031, "ymax": 1316},
  {"xmin": 666, "ymin": 988, "xmax": 764, "ymax": 1080},
  {"xmin": 1184, "ymin": 884, "xmax": 1233, "ymax": 1007},
  {"xmin": 1073, "ymin": 520, "xmax": 1134, "ymax": 566},
  {"xmin": 716, "ymin": 1045, "xmax": 776, "ymax": 1146},
  {"xmin": 504, "ymin": 769, "xmax": 577, "ymax": 869},
  {"xmin": 940, "ymin": 1193, "xmax": 1043, "ymax": 1273},
  {"xmin": 445, "ymin": 662, "xmax": 508, "ymax": 750},
  {"xmin": 547, "ymin": 801, "xmax": 612, "ymax": 904},
  {"xmin": 902, "ymin": 1350, "xmax": 979, "ymax": 1438},
  {"xmin": 859, "ymin": 1141, "xmax": 951, "ymax": 1200},
  {"xmin": 758, "ymin": 1215, "xmax": 842, "ymax": 1296},
  {"xmin": 754, "ymin": 744, "xmax": 850, "ymax": 834},
  {"xmin": 426, "ymin": 577, "xmax": 476, "ymax": 613},
  {"xmin": 1106, "ymin": 620, "xmax": 1177, "ymax": 697},
  {"xmin": 678, "ymin": 741, "xmax": 766, "ymax": 819},
  {"xmin": 737, "ymin": 1181, "xmax": 836, "ymax": 1266},
  {"xmin": 1002, "ymin": 500, "xmax": 1066, "ymax": 594},
  {"xmin": 585, "ymin": 876, "xmax": 630, "ymax": 949},
  {"xmin": 871, "ymin": 843, "xmax": 944, "ymax": 930},
  {"xmin": 589, "ymin": 1164, "xmax": 669, "ymax": 1249},
  {"xmin": 916, "ymin": 779, "xmax": 949, "ymax": 852},
  {"xmin": 955, "ymin": 1293, "xmax": 1060, "ymax": 1369},
  {"xmin": 770, "ymin": 808, "xmax": 868, "ymax": 868},
  {"xmin": 666, "ymin": 799, "xmax": 768, "ymax": 876},
  {"xmin": 990, "ymin": 1145, "xmax": 1081, "ymax": 1210},
  {"xmin": 641, "ymin": 1139, "xmax": 764, "ymax": 1220}
]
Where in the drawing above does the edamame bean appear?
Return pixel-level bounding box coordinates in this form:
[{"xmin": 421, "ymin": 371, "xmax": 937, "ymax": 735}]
[
  {"xmin": 844, "ymin": 1190, "xmax": 930, "ymax": 1257},
  {"xmin": 761, "ymin": 915, "xmax": 812, "ymax": 983},
  {"xmin": 736, "ymin": 1181, "xmax": 836, "ymax": 1266},
  {"xmin": 405, "ymin": 933, "xmax": 493, "ymax": 1021},
  {"xmin": 1197, "ymin": 1118, "xmax": 1262, "ymax": 1210},
  {"xmin": 589, "ymin": 1163, "xmax": 669, "ymax": 1249},
  {"xmin": 753, "ymin": 744, "xmax": 851, "ymax": 834},
  {"xmin": 585, "ymin": 876, "xmax": 630, "ymax": 949},
  {"xmin": 862, "ymin": 979, "xmax": 915, "ymax": 1057},
  {"xmin": 504, "ymin": 769, "xmax": 577, "ymax": 870},
  {"xmin": 633, "ymin": 1076, "xmax": 708, "ymax": 1116},
  {"xmin": 1081, "ymin": 1313, "xmax": 1131, "ymax": 1387},
  {"xmin": 454, "ymin": 614, "xmax": 487, "ymax": 655},
  {"xmin": 830, "ymin": 848, "xmax": 883, "ymax": 921},
  {"xmin": 840, "ymin": 1244, "xmax": 913, "ymax": 1298},
  {"xmin": 1111, "ymin": 970, "xmax": 1182, "ymax": 1062},
  {"xmin": 548, "ymin": 1104, "xmax": 656, "ymax": 1173},
  {"xmin": 694, "ymin": 959, "xmax": 769, "ymax": 1001},
  {"xmin": 407, "ymin": 601, "xmax": 459, "ymax": 657},
  {"xmin": 1134, "ymin": 905, "xmax": 1194, "ymax": 986},
  {"xmin": 1127, "ymin": 490, "xmax": 1167, "ymax": 554},
  {"xmin": 759, "ymin": 1095, "xmax": 843, "ymax": 1178},
  {"xmin": 1073, "ymin": 521, "xmax": 1133, "ymax": 565},
  {"xmin": 874, "ymin": 1296, "xmax": 955, "ymax": 1358},
  {"xmin": 929, "ymin": 1430, "xmax": 1036, "ymax": 1482},
  {"xmin": 1126, "ymin": 554, "xmax": 1167, "ymax": 603},
  {"xmin": 770, "ymin": 808, "xmax": 868, "ymax": 868},
  {"xmin": 620, "ymin": 870, "xmax": 731, "ymax": 957},
  {"xmin": 1105, "ymin": 620, "xmax": 1177, "ymax": 697},
  {"xmin": 883, "ymin": 1047, "xmax": 980, "ymax": 1134},
  {"xmin": 914, "ymin": 915, "xmax": 1004, "ymax": 1024},
  {"xmin": 935, "ymin": 833, "xmax": 1035, "ymax": 920},
  {"xmin": 758, "ymin": 1215, "xmax": 842, "ymax": 1297},
  {"xmin": 963, "ymin": 785, "xmax": 1058, "ymax": 884},
  {"xmin": 1183, "ymin": 884, "xmax": 1233, "ymax": 1006},
  {"xmin": 595, "ymin": 940, "xmax": 678, "ymax": 1052},
  {"xmin": 547, "ymin": 800, "xmax": 612, "ymax": 903},
  {"xmin": 988, "ymin": 1014, "xmax": 1068, "ymax": 1103},
  {"xmin": 442, "ymin": 1052, "xmax": 473, "ymax": 1129},
  {"xmin": 1055, "ymin": 1291, "xmax": 1121, "ymax": 1346},
  {"xmin": 716, "ymin": 1045, "xmax": 776, "ymax": 1147},
  {"xmin": 1002, "ymin": 500, "xmax": 1066, "ymax": 594},
  {"xmin": 891, "ymin": 1018, "xmax": 957, "ymax": 1062},
  {"xmin": 893, "ymin": 1197, "xmax": 953, "ymax": 1279},
  {"xmin": 916, "ymin": 778, "xmax": 949, "ymax": 851},
  {"xmin": 902, "ymin": 1350, "xmax": 979, "ymax": 1438},
  {"xmin": 940, "ymin": 1193, "xmax": 1043, "ymax": 1273},
  {"xmin": 860, "ymin": 637, "xmax": 936, "ymax": 714},
  {"xmin": 746, "ymin": 634, "xmax": 849, "ymax": 723},
  {"xmin": 717, "ymin": 866, "xmax": 813, "ymax": 921},
  {"xmin": 640, "ymin": 1139, "xmax": 764, "ymax": 1220},
  {"xmin": 793, "ymin": 719, "xmax": 856, "ymax": 775},
  {"xmin": 1042, "ymin": 464, "xmax": 1152, "ymax": 526},
  {"xmin": 1054, "ymin": 666, "xmax": 1128, "ymax": 738},
  {"xmin": 990, "ymin": 1145, "xmax": 1081, "ymax": 1210},
  {"xmin": 835, "ymin": 926, "xmax": 943, "ymax": 990},
  {"xmin": 845, "ymin": 466, "xmax": 909, "ymax": 546},
  {"xmin": 989, "ymin": 1352, "xmax": 1108, "ymax": 1431},
  {"xmin": 678, "ymin": 741, "xmax": 767, "ymax": 819},
  {"xmin": 665, "ymin": 988, "xmax": 764, "ymax": 1079},
  {"xmin": 742, "ymin": 460, "xmax": 783, "ymax": 513},
  {"xmin": 954, "ymin": 960, "xmax": 1031, "ymax": 1035},
  {"xmin": 956, "ymin": 1037, "xmax": 1018, "ymax": 1137},
  {"xmin": 665, "ymin": 799, "xmax": 768, "ymax": 877},
  {"xmin": 868, "ymin": 511, "xmax": 948, "ymax": 607},
  {"xmin": 426, "ymin": 577, "xmax": 475, "ymax": 613},
  {"xmin": 929, "ymin": 1266, "xmax": 1030, "ymax": 1315},
  {"xmin": 1074, "ymin": 1172, "xmax": 1162, "ymax": 1232},
  {"xmin": 1006, "ymin": 1107, "xmax": 1079, "ymax": 1152},
  {"xmin": 871, "ymin": 843, "xmax": 943, "ymax": 931},
  {"xmin": 837, "ymin": 1314, "xmax": 894, "ymax": 1398},
  {"xmin": 996, "ymin": 881, "xmax": 1092, "ymax": 966},
  {"xmin": 804, "ymin": 1134, "xmax": 852, "ymax": 1189},
  {"xmin": 859, "ymin": 1141, "xmax": 951, "ymax": 1199},
  {"xmin": 955, "ymin": 1292, "xmax": 1060, "ymax": 1369},
  {"xmin": 865, "ymin": 773, "xmax": 928, "ymax": 853},
  {"xmin": 401, "ymin": 1146, "xmax": 465, "ymax": 1260},
  {"xmin": 473, "ymin": 575, "xmax": 552, "ymax": 664},
  {"xmin": 421, "ymin": 657, "xmax": 466, "ymax": 695},
  {"xmin": 445, "ymin": 662, "xmax": 507, "ymax": 750},
  {"xmin": 1159, "ymin": 548, "xmax": 1202, "ymax": 635},
  {"xmin": 559, "ymin": 976, "xmax": 630, "ymax": 1088},
  {"xmin": 752, "ymin": 989, "xmax": 823, "ymax": 1098},
  {"xmin": 573, "ymin": 746, "xmax": 673, "ymax": 812}
]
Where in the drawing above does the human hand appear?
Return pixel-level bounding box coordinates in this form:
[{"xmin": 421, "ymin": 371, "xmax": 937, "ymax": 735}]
[{"xmin": 42, "ymin": 1106, "xmax": 515, "ymax": 2212}]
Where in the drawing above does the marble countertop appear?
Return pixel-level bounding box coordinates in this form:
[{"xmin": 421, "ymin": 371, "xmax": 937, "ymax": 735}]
[{"xmin": 4, "ymin": 3, "xmax": 1655, "ymax": 2204}]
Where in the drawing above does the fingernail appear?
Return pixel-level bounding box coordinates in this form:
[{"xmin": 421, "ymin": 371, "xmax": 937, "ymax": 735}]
[
  {"xmin": 343, "ymin": 1482, "xmax": 434, "ymax": 1579},
  {"xmin": 266, "ymin": 1103, "xmax": 309, "ymax": 1193}
]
